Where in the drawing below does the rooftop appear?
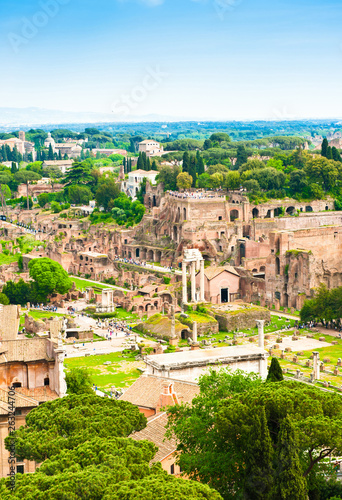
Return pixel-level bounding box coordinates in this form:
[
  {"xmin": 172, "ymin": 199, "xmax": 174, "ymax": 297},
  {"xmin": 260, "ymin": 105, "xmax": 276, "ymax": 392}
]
[
  {"xmin": 119, "ymin": 374, "xmax": 199, "ymax": 409},
  {"xmin": 131, "ymin": 412, "xmax": 176, "ymax": 463},
  {"xmin": 145, "ymin": 345, "xmax": 267, "ymax": 370}
]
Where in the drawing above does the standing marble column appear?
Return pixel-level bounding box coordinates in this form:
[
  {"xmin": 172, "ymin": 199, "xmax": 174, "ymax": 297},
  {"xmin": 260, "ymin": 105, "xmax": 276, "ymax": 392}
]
[
  {"xmin": 191, "ymin": 261, "xmax": 196, "ymax": 302},
  {"xmin": 313, "ymin": 351, "xmax": 320, "ymax": 380},
  {"xmin": 256, "ymin": 319, "xmax": 265, "ymax": 348},
  {"xmin": 182, "ymin": 262, "xmax": 187, "ymax": 304},
  {"xmin": 200, "ymin": 259, "xmax": 205, "ymax": 302}
]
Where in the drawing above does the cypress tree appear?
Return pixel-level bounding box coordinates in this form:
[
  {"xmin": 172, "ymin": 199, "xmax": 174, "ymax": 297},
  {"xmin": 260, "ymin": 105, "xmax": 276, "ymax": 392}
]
[
  {"xmin": 11, "ymin": 146, "xmax": 18, "ymax": 163},
  {"xmin": 267, "ymin": 357, "xmax": 284, "ymax": 382},
  {"xmin": 137, "ymin": 152, "xmax": 144, "ymax": 170},
  {"xmin": 196, "ymin": 151, "xmax": 205, "ymax": 176},
  {"xmin": 151, "ymin": 160, "xmax": 158, "ymax": 171},
  {"xmin": 189, "ymin": 156, "xmax": 197, "ymax": 187},
  {"xmin": 123, "ymin": 157, "xmax": 126, "ymax": 174},
  {"xmin": 5, "ymin": 145, "xmax": 11, "ymax": 161},
  {"xmin": 326, "ymin": 146, "xmax": 333, "ymax": 160},
  {"xmin": 48, "ymin": 144, "xmax": 54, "ymax": 160},
  {"xmin": 41, "ymin": 150, "xmax": 46, "ymax": 161},
  {"xmin": 146, "ymin": 157, "xmax": 151, "ymax": 171},
  {"xmin": 182, "ymin": 151, "xmax": 190, "ymax": 173},
  {"xmin": 27, "ymin": 152, "xmax": 33, "ymax": 163},
  {"xmin": 332, "ymin": 147, "xmax": 342, "ymax": 162},
  {"xmin": 11, "ymin": 162, "xmax": 17, "ymax": 174},
  {"xmin": 244, "ymin": 408, "xmax": 274, "ymax": 500},
  {"xmin": 36, "ymin": 149, "xmax": 41, "ymax": 162},
  {"xmin": 142, "ymin": 152, "xmax": 147, "ymax": 170},
  {"xmin": 274, "ymin": 416, "xmax": 307, "ymax": 500},
  {"xmin": 1, "ymin": 145, "xmax": 7, "ymax": 161},
  {"xmin": 63, "ymin": 153, "xmax": 68, "ymax": 160},
  {"xmin": 236, "ymin": 145, "xmax": 248, "ymax": 168},
  {"xmin": 129, "ymin": 158, "xmax": 132, "ymax": 173},
  {"xmin": 58, "ymin": 149, "xmax": 62, "ymax": 160},
  {"xmin": 321, "ymin": 138, "xmax": 328, "ymax": 158}
]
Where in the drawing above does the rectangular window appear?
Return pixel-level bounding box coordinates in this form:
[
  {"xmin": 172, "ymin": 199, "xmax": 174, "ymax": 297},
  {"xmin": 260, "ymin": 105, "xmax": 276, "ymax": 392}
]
[
  {"xmin": 16, "ymin": 465, "xmax": 24, "ymax": 474},
  {"xmin": 170, "ymin": 464, "xmax": 175, "ymax": 475}
]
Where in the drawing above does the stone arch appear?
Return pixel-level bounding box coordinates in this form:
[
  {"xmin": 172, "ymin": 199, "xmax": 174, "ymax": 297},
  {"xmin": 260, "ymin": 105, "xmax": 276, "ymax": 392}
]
[
  {"xmin": 305, "ymin": 206, "xmax": 313, "ymax": 212},
  {"xmin": 286, "ymin": 206, "xmax": 296, "ymax": 215},
  {"xmin": 146, "ymin": 249, "xmax": 154, "ymax": 261},
  {"xmin": 275, "ymin": 257, "xmax": 280, "ymax": 275},
  {"xmin": 274, "ymin": 207, "xmax": 282, "ymax": 217},
  {"xmin": 154, "ymin": 301, "xmax": 159, "ymax": 307},
  {"xmin": 173, "ymin": 226, "xmax": 178, "ymax": 242},
  {"xmin": 176, "ymin": 207, "xmax": 180, "ymax": 223},
  {"xmin": 325, "ymin": 205, "xmax": 329, "ymax": 211},
  {"xmin": 252, "ymin": 208, "xmax": 259, "ymax": 218},
  {"xmin": 136, "ymin": 248, "xmax": 140, "ymax": 258},
  {"xmin": 154, "ymin": 250, "xmax": 161, "ymax": 262},
  {"xmin": 252, "ymin": 268, "xmax": 258, "ymax": 273},
  {"xmin": 181, "ymin": 329, "xmax": 191, "ymax": 340},
  {"xmin": 230, "ymin": 209, "xmax": 239, "ymax": 222},
  {"xmin": 183, "ymin": 207, "xmax": 187, "ymax": 220},
  {"xmin": 260, "ymin": 265, "xmax": 265, "ymax": 273}
]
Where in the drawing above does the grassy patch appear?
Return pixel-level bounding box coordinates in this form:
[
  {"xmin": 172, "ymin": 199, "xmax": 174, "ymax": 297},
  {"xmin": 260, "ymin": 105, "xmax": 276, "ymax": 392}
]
[
  {"xmin": 0, "ymin": 253, "xmax": 19, "ymax": 265},
  {"xmin": 64, "ymin": 351, "xmax": 143, "ymax": 392}
]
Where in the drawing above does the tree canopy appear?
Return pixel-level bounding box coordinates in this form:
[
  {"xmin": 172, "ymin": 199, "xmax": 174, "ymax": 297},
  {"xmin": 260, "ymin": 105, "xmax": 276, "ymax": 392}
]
[{"xmin": 28, "ymin": 257, "xmax": 72, "ymax": 303}]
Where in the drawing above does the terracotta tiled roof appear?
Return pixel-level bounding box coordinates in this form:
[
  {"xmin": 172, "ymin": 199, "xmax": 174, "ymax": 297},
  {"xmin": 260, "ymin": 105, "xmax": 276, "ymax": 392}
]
[
  {"xmin": 201, "ymin": 266, "xmax": 240, "ymax": 280},
  {"xmin": 119, "ymin": 375, "xmax": 199, "ymax": 410},
  {"xmin": 131, "ymin": 412, "xmax": 176, "ymax": 463}
]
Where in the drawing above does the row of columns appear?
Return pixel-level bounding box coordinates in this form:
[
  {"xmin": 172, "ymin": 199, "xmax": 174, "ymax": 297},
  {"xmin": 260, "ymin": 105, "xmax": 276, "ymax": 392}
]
[{"xmin": 182, "ymin": 259, "xmax": 205, "ymax": 304}]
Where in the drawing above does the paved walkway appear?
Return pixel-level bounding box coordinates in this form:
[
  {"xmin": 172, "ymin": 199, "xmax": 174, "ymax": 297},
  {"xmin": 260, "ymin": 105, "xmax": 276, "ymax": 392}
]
[{"xmin": 271, "ymin": 311, "xmax": 299, "ymax": 321}]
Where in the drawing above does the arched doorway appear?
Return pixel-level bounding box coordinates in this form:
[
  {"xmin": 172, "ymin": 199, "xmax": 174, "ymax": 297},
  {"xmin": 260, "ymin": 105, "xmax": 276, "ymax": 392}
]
[
  {"xmin": 252, "ymin": 208, "xmax": 259, "ymax": 218},
  {"xmin": 230, "ymin": 209, "xmax": 239, "ymax": 222},
  {"xmin": 286, "ymin": 206, "xmax": 296, "ymax": 216},
  {"xmin": 275, "ymin": 257, "xmax": 280, "ymax": 275}
]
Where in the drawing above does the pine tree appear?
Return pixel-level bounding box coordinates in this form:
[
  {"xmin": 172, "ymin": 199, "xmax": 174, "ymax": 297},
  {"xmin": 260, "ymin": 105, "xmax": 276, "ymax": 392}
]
[
  {"xmin": 196, "ymin": 151, "xmax": 205, "ymax": 176},
  {"xmin": 48, "ymin": 144, "xmax": 54, "ymax": 160},
  {"xmin": 36, "ymin": 149, "xmax": 41, "ymax": 162},
  {"xmin": 274, "ymin": 416, "xmax": 307, "ymax": 500},
  {"xmin": 182, "ymin": 152, "xmax": 190, "ymax": 173},
  {"xmin": 80, "ymin": 149, "xmax": 85, "ymax": 160},
  {"xmin": 326, "ymin": 146, "xmax": 333, "ymax": 160},
  {"xmin": 321, "ymin": 138, "xmax": 328, "ymax": 158},
  {"xmin": 137, "ymin": 152, "xmax": 144, "ymax": 170},
  {"xmin": 64, "ymin": 154, "xmax": 69, "ymax": 160},
  {"xmin": 267, "ymin": 357, "xmax": 284, "ymax": 382}
]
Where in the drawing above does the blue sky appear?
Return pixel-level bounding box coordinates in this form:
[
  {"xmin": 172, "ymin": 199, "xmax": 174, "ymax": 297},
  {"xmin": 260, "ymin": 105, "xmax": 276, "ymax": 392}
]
[{"xmin": 0, "ymin": 0, "xmax": 341, "ymax": 120}]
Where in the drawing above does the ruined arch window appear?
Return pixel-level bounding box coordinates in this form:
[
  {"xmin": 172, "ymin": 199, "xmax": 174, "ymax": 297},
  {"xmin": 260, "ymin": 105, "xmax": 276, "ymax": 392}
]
[
  {"xmin": 325, "ymin": 206, "xmax": 329, "ymax": 211},
  {"xmin": 136, "ymin": 248, "xmax": 140, "ymax": 258},
  {"xmin": 252, "ymin": 208, "xmax": 259, "ymax": 218},
  {"xmin": 275, "ymin": 291, "xmax": 281, "ymax": 300},
  {"xmin": 230, "ymin": 209, "xmax": 239, "ymax": 222},
  {"xmin": 252, "ymin": 268, "xmax": 258, "ymax": 273},
  {"xmin": 124, "ymin": 239, "xmax": 127, "ymax": 244},
  {"xmin": 305, "ymin": 206, "xmax": 313, "ymax": 213},
  {"xmin": 286, "ymin": 206, "xmax": 296, "ymax": 215},
  {"xmin": 275, "ymin": 257, "xmax": 280, "ymax": 275},
  {"xmin": 44, "ymin": 377, "xmax": 50, "ymax": 386},
  {"xmin": 183, "ymin": 208, "xmax": 186, "ymax": 220}
]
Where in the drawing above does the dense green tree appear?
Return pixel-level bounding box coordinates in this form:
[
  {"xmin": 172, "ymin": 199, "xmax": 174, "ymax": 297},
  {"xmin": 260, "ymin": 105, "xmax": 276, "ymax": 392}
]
[
  {"xmin": 332, "ymin": 146, "xmax": 342, "ymax": 163},
  {"xmin": 225, "ymin": 171, "xmax": 240, "ymax": 190},
  {"xmin": 64, "ymin": 161, "xmax": 93, "ymax": 185},
  {"xmin": 289, "ymin": 169, "xmax": 308, "ymax": 194},
  {"xmin": 65, "ymin": 367, "xmax": 94, "ymax": 395},
  {"xmin": 203, "ymin": 139, "xmax": 213, "ymax": 150},
  {"xmin": 326, "ymin": 146, "xmax": 333, "ymax": 160},
  {"xmin": 0, "ymin": 292, "xmax": 9, "ymax": 305},
  {"xmin": 67, "ymin": 184, "xmax": 93, "ymax": 205},
  {"xmin": 137, "ymin": 152, "xmax": 144, "ymax": 170},
  {"xmin": 151, "ymin": 160, "xmax": 158, "ymax": 171},
  {"xmin": 236, "ymin": 144, "xmax": 248, "ymax": 168},
  {"xmin": 209, "ymin": 132, "xmax": 231, "ymax": 143},
  {"xmin": 305, "ymin": 157, "xmax": 338, "ymax": 192},
  {"xmin": 28, "ymin": 257, "xmax": 72, "ymax": 303},
  {"xmin": 267, "ymin": 357, "xmax": 284, "ymax": 382},
  {"xmin": 95, "ymin": 178, "xmax": 120, "ymax": 211},
  {"xmin": 177, "ymin": 172, "xmax": 193, "ymax": 190},
  {"xmin": 156, "ymin": 165, "xmax": 180, "ymax": 191},
  {"xmin": 2, "ymin": 279, "xmax": 32, "ymax": 306}
]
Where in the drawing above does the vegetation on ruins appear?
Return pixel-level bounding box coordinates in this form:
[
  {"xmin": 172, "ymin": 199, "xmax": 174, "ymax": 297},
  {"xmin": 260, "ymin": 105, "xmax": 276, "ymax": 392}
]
[
  {"xmin": 2, "ymin": 257, "xmax": 72, "ymax": 305},
  {"xmin": 166, "ymin": 369, "xmax": 342, "ymax": 500},
  {"xmin": 0, "ymin": 394, "xmax": 222, "ymax": 499}
]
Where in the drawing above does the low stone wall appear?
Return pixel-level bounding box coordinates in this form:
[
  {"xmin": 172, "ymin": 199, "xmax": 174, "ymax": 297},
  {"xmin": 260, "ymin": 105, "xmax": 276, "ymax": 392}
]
[
  {"xmin": 136, "ymin": 314, "xmax": 190, "ymax": 340},
  {"xmin": 213, "ymin": 306, "xmax": 270, "ymax": 332}
]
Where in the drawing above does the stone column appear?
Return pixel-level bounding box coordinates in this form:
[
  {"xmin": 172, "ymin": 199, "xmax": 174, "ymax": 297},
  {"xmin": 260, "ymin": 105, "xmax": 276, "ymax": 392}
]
[
  {"xmin": 171, "ymin": 305, "xmax": 175, "ymax": 338},
  {"xmin": 191, "ymin": 261, "xmax": 196, "ymax": 302},
  {"xmin": 256, "ymin": 319, "xmax": 265, "ymax": 348},
  {"xmin": 192, "ymin": 321, "xmax": 198, "ymax": 343},
  {"xmin": 313, "ymin": 351, "xmax": 320, "ymax": 380},
  {"xmin": 182, "ymin": 262, "xmax": 187, "ymax": 304},
  {"xmin": 200, "ymin": 259, "xmax": 205, "ymax": 302}
]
